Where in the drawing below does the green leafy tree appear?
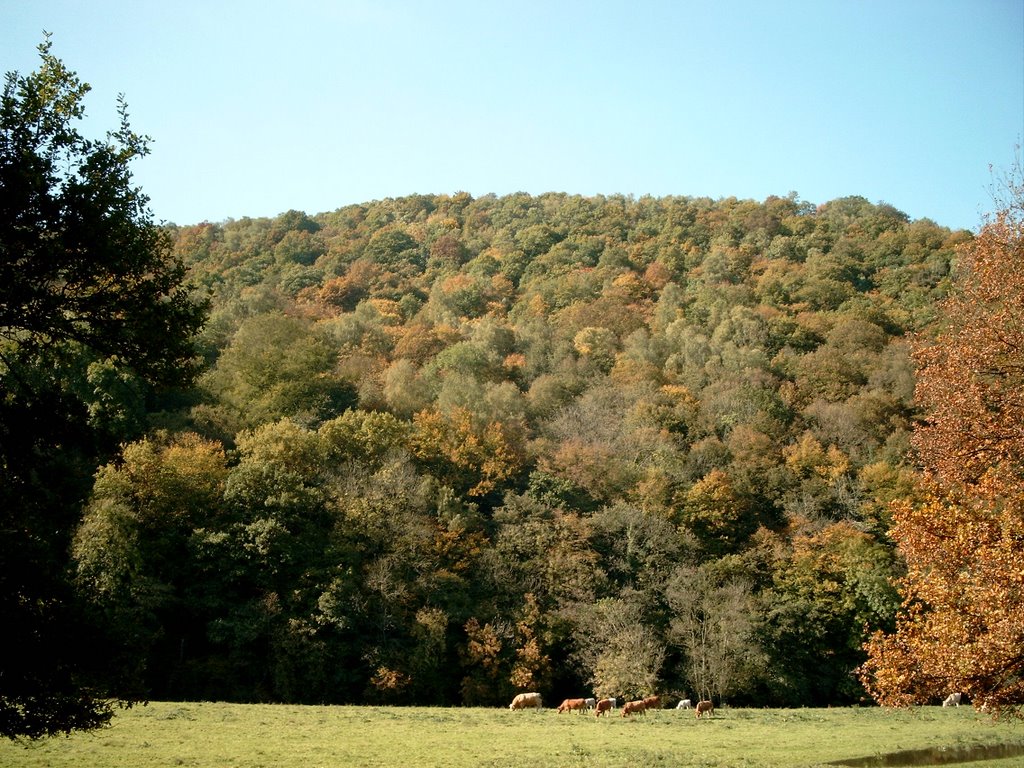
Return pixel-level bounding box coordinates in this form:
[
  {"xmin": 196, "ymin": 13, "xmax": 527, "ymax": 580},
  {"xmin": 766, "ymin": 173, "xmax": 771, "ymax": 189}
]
[
  {"xmin": 0, "ymin": 42, "xmax": 203, "ymax": 379},
  {"xmin": 677, "ymin": 469, "xmax": 757, "ymax": 558},
  {"xmin": 767, "ymin": 521, "xmax": 900, "ymax": 705},
  {"xmin": 364, "ymin": 227, "xmax": 424, "ymax": 271},
  {"xmin": 0, "ymin": 38, "xmax": 205, "ymax": 738},
  {"xmin": 590, "ymin": 501, "xmax": 682, "ymax": 592},
  {"xmin": 72, "ymin": 433, "xmax": 229, "ymax": 700},
  {"xmin": 200, "ymin": 312, "xmax": 355, "ymax": 431}
]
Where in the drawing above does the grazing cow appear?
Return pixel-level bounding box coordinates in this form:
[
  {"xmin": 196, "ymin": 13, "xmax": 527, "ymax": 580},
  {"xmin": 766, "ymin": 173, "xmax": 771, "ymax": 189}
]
[
  {"xmin": 557, "ymin": 698, "xmax": 588, "ymax": 714},
  {"xmin": 943, "ymin": 693, "xmax": 962, "ymax": 707},
  {"xmin": 676, "ymin": 698, "xmax": 692, "ymax": 710},
  {"xmin": 509, "ymin": 692, "xmax": 543, "ymax": 710},
  {"xmin": 643, "ymin": 695, "xmax": 660, "ymax": 710},
  {"xmin": 584, "ymin": 697, "xmax": 597, "ymax": 711},
  {"xmin": 695, "ymin": 700, "xmax": 714, "ymax": 718},
  {"xmin": 595, "ymin": 698, "xmax": 614, "ymax": 717},
  {"xmin": 621, "ymin": 700, "xmax": 647, "ymax": 717}
]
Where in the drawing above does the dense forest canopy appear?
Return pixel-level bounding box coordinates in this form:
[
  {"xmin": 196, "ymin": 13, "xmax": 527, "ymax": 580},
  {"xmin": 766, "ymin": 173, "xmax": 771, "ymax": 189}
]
[{"xmin": 71, "ymin": 190, "xmax": 972, "ymax": 709}]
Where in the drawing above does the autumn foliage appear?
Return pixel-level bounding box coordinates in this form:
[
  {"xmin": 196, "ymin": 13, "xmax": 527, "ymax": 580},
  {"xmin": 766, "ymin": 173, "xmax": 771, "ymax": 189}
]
[
  {"xmin": 861, "ymin": 184, "xmax": 1024, "ymax": 716},
  {"xmin": 104, "ymin": 189, "xmax": 968, "ymax": 711}
]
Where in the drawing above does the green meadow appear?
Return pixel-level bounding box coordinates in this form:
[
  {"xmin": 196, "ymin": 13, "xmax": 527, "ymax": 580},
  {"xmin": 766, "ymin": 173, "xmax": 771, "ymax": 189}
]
[{"xmin": 3, "ymin": 702, "xmax": 1024, "ymax": 768}]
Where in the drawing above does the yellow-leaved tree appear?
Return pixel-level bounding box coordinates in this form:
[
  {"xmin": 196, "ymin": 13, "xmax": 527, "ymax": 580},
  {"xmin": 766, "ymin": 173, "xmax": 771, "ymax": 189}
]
[{"xmin": 860, "ymin": 168, "xmax": 1024, "ymax": 717}]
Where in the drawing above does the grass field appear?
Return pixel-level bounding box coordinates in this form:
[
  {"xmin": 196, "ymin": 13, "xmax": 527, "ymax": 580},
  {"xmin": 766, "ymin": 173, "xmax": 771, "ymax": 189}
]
[{"xmin": 3, "ymin": 701, "xmax": 1024, "ymax": 768}]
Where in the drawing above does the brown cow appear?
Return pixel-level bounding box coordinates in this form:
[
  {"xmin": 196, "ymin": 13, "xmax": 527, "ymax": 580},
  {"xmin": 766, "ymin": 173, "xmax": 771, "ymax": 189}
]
[
  {"xmin": 643, "ymin": 695, "xmax": 660, "ymax": 710},
  {"xmin": 557, "ymin": 698, "xmax": 587, "ymax": 713},
  {"xmin": 695, "ymin": 700, "xmax": 714, "ymax": 718},
  {"xmin": 509, "ymin": 692, "xmax": 543, "ymax": 710},
  {"xmin": 594, "ymin": 698, "xmax": 614, "ymax": 717},
  {"xmin": 621, "ymin": 700, "xmax": 647, "ymax": 717}
]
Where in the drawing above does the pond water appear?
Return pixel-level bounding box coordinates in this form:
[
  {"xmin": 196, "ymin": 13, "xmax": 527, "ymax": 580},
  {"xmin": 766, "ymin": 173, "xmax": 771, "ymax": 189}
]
[{"xmin": 829, "ymin": 742, "xmax": 1024, "ymax": 767}]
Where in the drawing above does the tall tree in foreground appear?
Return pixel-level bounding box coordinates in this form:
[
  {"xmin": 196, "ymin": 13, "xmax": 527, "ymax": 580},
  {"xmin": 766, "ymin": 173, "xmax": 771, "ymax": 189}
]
[
  {"xmin": 860, "ymin": 171, "xmax": 1024, "ymax": 717},
  {"xmin": 0, "ymin": 37, "xmax": 205, "ymax": 738}
]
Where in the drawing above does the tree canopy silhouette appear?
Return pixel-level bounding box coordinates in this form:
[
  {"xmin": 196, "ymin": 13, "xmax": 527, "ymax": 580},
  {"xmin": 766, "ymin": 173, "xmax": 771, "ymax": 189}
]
[{"xmin": 0, "ymin": 36, "xmax": 205, "ymax": 739}]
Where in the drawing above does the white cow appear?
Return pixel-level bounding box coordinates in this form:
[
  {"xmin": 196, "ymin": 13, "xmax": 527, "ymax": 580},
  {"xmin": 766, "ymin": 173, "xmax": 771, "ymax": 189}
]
[
  {"xmin": 584, "ymin": 697, "xmax": 596, "ymax": 711},
  {"xmin": 942, "ymin": 693, "xmax": 962, "ymax": 707},
  {"xmin": 676, "ymin": 698, "xmax": 692, "ymax": 709},
  {"xmin": 509, "ymin": 692, "xmax": 543, "ymax": 710}
]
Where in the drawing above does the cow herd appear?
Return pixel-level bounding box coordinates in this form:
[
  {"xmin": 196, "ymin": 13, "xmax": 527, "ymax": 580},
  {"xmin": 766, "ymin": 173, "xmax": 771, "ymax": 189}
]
[
  {"xmin": 510, "ymin": 693, "xmax": 715, "ymax": 719},
  {"xmin": 512, "ymin": 692, "xmax": 968, "ymax": 716}
]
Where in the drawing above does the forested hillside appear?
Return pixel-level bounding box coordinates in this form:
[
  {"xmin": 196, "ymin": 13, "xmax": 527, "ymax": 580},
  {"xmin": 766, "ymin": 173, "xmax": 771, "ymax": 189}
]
[{"xmin": 73, "ymin": 192, "xmax": 969, "ymax": 708}]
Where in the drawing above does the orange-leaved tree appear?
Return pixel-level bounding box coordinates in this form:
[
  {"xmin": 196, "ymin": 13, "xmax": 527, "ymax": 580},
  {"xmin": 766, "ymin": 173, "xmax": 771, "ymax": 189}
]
[{"xmin": 860, "ymin": 173, "xmax": 1024, "ymax": 717}]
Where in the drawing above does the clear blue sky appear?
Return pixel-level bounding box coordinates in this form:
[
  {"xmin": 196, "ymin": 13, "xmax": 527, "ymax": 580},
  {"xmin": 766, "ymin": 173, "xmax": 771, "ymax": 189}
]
[{"xmin": 3, "ymin": 0, "xmax": 1022, "ymax": 230}]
